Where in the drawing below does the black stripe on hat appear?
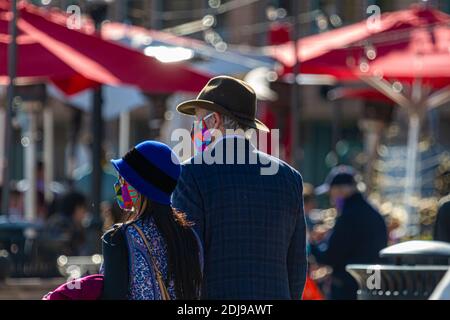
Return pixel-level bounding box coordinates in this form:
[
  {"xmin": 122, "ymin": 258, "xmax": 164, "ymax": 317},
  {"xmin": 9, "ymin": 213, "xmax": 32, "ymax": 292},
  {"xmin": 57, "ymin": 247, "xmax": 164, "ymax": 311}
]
[{"xmin": 123, "ymin": 148, "xmax": 177, "ymax": 195}]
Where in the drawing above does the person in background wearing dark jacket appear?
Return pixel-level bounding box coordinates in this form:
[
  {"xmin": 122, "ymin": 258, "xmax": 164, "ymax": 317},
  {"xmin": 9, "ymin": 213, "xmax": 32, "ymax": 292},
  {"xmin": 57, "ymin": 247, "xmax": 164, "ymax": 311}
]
[
  {"xmin": 434, "ymin": 196, "xmax": 450, "ymax": 243},
  {"xmin": 310, "ymin": 166, "xmax": 387, "ymax": 300},
  {"xmin": 303, "ymin": 183, "xmax": 317, "ymax": 233}
]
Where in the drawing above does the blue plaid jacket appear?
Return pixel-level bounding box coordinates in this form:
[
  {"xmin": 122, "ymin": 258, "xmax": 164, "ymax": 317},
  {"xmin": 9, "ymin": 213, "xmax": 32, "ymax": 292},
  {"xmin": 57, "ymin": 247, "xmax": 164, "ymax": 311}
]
[{"xmin": 172, "ymin": 136, "xmax": 307, "ymax": 299}]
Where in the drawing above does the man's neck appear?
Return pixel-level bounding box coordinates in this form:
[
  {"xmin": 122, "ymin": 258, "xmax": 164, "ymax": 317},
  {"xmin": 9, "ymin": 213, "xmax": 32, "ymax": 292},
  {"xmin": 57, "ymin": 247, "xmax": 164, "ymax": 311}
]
[{"xmin": 212, "ymin": 131, "xmax": 247, "ymax": 146}]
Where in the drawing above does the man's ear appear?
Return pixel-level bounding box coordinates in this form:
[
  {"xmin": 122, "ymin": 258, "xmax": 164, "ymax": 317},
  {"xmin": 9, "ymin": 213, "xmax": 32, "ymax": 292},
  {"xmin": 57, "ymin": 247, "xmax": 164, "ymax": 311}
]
[{"xmin": 213, "ymin": 112, "xmax": 223, "ymax": 130}]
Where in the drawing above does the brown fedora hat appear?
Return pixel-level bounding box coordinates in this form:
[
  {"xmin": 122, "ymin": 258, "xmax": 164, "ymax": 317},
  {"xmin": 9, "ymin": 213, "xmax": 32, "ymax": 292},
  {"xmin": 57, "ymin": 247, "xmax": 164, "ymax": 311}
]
[{"xmin": 176, "ymin": 75, "xmax": 269, "ymax": 132}]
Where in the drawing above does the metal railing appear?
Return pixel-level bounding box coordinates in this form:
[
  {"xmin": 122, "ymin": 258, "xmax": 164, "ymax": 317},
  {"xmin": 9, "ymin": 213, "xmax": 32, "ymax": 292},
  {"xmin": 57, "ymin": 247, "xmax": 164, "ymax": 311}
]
[{"xmin": 346, "ymin": 240, "xmax": 450, "ymax": 300}]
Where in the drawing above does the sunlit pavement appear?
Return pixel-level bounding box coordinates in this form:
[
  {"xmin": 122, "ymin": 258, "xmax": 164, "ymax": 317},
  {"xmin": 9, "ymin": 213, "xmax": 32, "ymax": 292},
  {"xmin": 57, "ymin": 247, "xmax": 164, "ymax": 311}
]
[{"xmin": 0, "ymin": 278, "xmax": 65, "ymax": 300}]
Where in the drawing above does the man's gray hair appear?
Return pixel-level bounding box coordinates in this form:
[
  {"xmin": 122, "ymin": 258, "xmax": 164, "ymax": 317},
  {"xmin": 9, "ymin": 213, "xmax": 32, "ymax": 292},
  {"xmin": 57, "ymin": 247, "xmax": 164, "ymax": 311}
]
[{"xmin": 222, "ymin": 114, "xmax": 251, "ymax": 131}]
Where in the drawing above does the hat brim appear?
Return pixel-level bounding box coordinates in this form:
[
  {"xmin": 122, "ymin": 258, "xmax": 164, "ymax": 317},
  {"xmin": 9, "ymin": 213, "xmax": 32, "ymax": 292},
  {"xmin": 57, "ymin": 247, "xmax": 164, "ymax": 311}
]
[{"xmin": 177, "ymin": 99, "xmax": 270, "ymax": 132}]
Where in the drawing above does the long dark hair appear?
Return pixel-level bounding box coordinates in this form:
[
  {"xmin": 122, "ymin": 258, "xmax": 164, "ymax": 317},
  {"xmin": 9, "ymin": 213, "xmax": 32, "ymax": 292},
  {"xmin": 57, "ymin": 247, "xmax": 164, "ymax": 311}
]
[{"xmin": 129, "ymin": 198, "xmax": 202, "ymax": 299}]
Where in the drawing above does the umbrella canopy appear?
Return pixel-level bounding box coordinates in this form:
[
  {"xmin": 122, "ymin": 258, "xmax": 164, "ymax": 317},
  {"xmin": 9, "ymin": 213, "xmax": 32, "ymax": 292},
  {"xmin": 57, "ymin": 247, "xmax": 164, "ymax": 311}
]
[
  {"xmin": 101, "ymin": 22, "xmax": 275, "ymax": 78},
  {"xmin": 47, "ymin": 84, "xmax": 148, "ymax": 120},
  {"xmin": 269, "ymin": 4, "xmax": 450, "ymax": 238},
  {"xmin": 270, "ymin": 5, "xmax": 450, "ymax": 87},
  {"xmin": 0, "ymin": 2, "xmax": 210, "ymax": 95},
  {"xmin": 327, "ymin": 87, "xmax": 396, "ymax": 105}
]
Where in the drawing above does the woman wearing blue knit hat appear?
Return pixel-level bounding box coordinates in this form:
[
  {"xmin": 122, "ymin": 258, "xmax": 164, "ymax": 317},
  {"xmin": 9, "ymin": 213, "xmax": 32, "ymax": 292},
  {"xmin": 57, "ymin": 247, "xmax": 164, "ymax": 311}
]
[{"xmin": 101, "ymin": 141, "xmax": 202, "ymax": 300}]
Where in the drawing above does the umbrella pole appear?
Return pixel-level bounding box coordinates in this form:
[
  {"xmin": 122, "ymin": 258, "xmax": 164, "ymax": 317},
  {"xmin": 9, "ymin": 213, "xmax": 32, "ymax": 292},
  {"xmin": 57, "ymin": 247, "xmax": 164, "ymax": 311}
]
[
  {"xmin": 119, "ymin": 112, "xmax": 131, "ymax": 155},
  {"xmin": 24, "ymin": 110, "xmax": 37, "ymax": 221},
  {"xmin": 0, "ymin": 109, "xmax": 5, "ymax": 186},
  {"xmin": 1, "ymin": 0, "xmax": 18, "ymax": 216},
  {"xmin": 290, "ymin": 0, "xmax": 301, "ymax": 168},
  {"xmin": 87, "ymin": 85, "xmax": 104, "ymax": 254},
  {"xmin": 43, "ymin": 106, "xmax": 54, "ymax": 204},
  {"xmin": 87, "ymin": 0, "xmax": 110, "ymax": 253},
  {"xmin": 119, "ymin": 1, "xmax": 130, "ymax": 156},
  {"xmin": 404, "ymin": 113, "xmax": 420, "ymax": 238},
  {"xmin": 92, "ymin": 86, "xmax": 103, "ymax": 219}
]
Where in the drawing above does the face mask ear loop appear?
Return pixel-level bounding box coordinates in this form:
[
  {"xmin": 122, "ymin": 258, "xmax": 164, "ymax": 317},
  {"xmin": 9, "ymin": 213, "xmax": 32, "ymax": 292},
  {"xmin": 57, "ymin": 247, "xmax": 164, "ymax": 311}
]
[{"xmin": 204, "ymin": 113, "xmax": 216, "ymax": 129}]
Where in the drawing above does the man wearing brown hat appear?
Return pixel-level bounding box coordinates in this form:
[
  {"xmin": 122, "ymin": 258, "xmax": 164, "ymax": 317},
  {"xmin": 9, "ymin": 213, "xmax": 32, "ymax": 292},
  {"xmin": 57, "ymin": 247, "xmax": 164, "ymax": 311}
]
[{"xmin": 172, "ymin": 76, "xmax": 306, "ymax": 299}]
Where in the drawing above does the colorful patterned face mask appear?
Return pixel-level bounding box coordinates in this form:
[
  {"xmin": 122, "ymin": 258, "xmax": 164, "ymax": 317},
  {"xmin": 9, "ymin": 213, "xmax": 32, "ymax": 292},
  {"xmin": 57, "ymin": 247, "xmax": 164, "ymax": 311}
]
[
  {"xmin": 114, "ymin": 176, "xmax": 139, "ymax": 210},
  {"xmin": 191, "ymin": 113, "xmax": 214, "ymax": 154}
]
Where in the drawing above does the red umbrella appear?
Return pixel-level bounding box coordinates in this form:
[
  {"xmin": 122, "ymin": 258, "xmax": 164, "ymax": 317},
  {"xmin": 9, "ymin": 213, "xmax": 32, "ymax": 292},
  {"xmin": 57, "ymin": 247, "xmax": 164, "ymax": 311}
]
[
  {"xmin": 0, "ymin": 2, "xmax": 211, "ymax": 219},
  {"xmin": 327, "ymin": 87, "xmax": 395, "ymax": 105},
  {"xmin": 0, "ymin": 2, "xmax": 210, "ymax": 95},
  {"xmin": 270, "ymin": 5, "xmax": 450, "ymax": 86},
  {"xmin": 269, "ymin": 5, "xmax": 450, "ymax": 237}
]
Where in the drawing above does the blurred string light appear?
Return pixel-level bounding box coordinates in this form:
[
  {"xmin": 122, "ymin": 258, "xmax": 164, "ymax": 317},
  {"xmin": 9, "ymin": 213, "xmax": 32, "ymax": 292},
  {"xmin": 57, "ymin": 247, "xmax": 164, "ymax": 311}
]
[
  {"xmin": 359, "ymin": 58, "xmax": 370, "ymax": 73},
  {"xmin": 144, "ymin": 46, "xmax": 194, "ymax": 63},
  {"xmin": 266, "ymin": 70, "xmax": 278, "ymax": 82},
  {"xmin": 373, "ymin": 69, "xmax": 384, "ymax": 80},
  {"xmin": 21, "ymin": 136, "xmax": 30, "ymax": 148},
  {"xmin": 365, "ymin": 44, "xmax": 377, "ymax": 60},
  {"xmin": 346, "ymin": 21, "xmax": 447, "ymax": 49},
  {"xmin": 157, "ymin": 0, "xmax": 263, "ymax": 21},
  {"xmin": 215, "ymin": 41, "xmax": 228, "ymax": 52},
  {"xmin": 208, "ymin": 0, "xmax": 221, "ymax": 9},
  {"xmin": 329, "ymin": 14, "xmax": 342, "ymax": 28},
  {"xmin": 212, "ymin": 9, "xmax": 323, "ymax": 41},
  {"xmin": 91, "ymin": 254, "xmax": 103, "ymax": 264},
  {"xmin": 202, "ymin": 27, "xmax": 228, "ymax": 52},
  {"xmin": 202, "ymin": 15, "xmax": 216, "ymax": 28},
  {"xmin": 67, "ymin": 265, "xmax": 81, "ymax": 279},
  {"xmin": 315, "ymin": 13, "xmax": 329, "ymax": 31},
  {"xmin": 336, "ymin": 140, "xmax": 350, "ymax": 157},
  {"xmin": 164, "ymin": 7, "xmax": 321, "ymax": 37},
  {"xmin": 325, "ymin": 150, "xmax": 339, "ymax": 167},
  {"xmin": 266, "ymin": 6, "xmax": 287, "ymax": 21},
  {"xmin": 57, "ymin": 255, "xmax": 68, "ymax": 267},
  {"xmin": 392, "ymin": 81, "xmax": 403, "ymax": 93},
  {"xmin": 120, "ymin": 27, "xmax": 274, "ymax": 70},
  {"xmin": 164, "ymin": 110, "xmax": 174, "ymax": 121}
]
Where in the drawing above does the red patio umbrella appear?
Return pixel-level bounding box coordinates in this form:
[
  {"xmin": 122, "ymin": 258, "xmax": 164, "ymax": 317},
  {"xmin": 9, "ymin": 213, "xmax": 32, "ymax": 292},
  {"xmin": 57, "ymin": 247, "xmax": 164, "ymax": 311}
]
[
  {"xmin": 0, "ymin": 2, "xmax": 210, "ymax": 95},
  {"xmin": 270, "ymin": 5, "xmax": 450, "ymax": 85},
  {"xmin": 269, "ymin": 5, "xmax": 450, "ymax": 237},
  {"xmin": 327, "ymin": 87, "xmax": 395, "ymax": 105},
  {"xmin": 0, "ymin": 1, "xmax": 211, "ymax": 219},
  {"xmin": 269, "ymin": 5, "xmax": 450, "ymax": 115}
]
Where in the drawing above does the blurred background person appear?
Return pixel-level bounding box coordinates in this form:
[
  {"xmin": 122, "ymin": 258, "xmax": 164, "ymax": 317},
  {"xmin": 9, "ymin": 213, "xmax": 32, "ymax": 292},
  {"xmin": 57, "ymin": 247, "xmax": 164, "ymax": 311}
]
[
  {"xmin": 434, "ymin": 170, "xmax": 450, "ymax": 242},
  {"xmin": 45, "ymin": 191, "xmax": 89, "ymax": 256},
  {"xmin": 36, "ymin": 191, "xmax": 48, "ymax": 224},
  {"xmin": 35, "ymin": 161, "xmax": 51, "ymax": 223},
  {"xmin": 303, "ymin": 183, "xmax": 317, "ymax": 233},
  {"xmin": 434, "ymin": 197, "xmax": 450, "ymax": 242},
  {"xmin": 8, "ymin": 183, "xmax": 24, "ymax": 220},
  {"xmin": 101, "ymin": 201, "xmax": 123, "ymax": 232},
  {"xmin": 310, "ymin": 165, "xmax": 387, "ymax": 300},
  {"xmin": 36, "ymin": 161, "xmax": 45, "ymax": 196},
  {"xmin": 73, "ymin": 146, "xmax": 116, "ymax": 205},
  {"xmin": 302, "ymin": 183, "xmax": 325, "ymax": 300}
]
